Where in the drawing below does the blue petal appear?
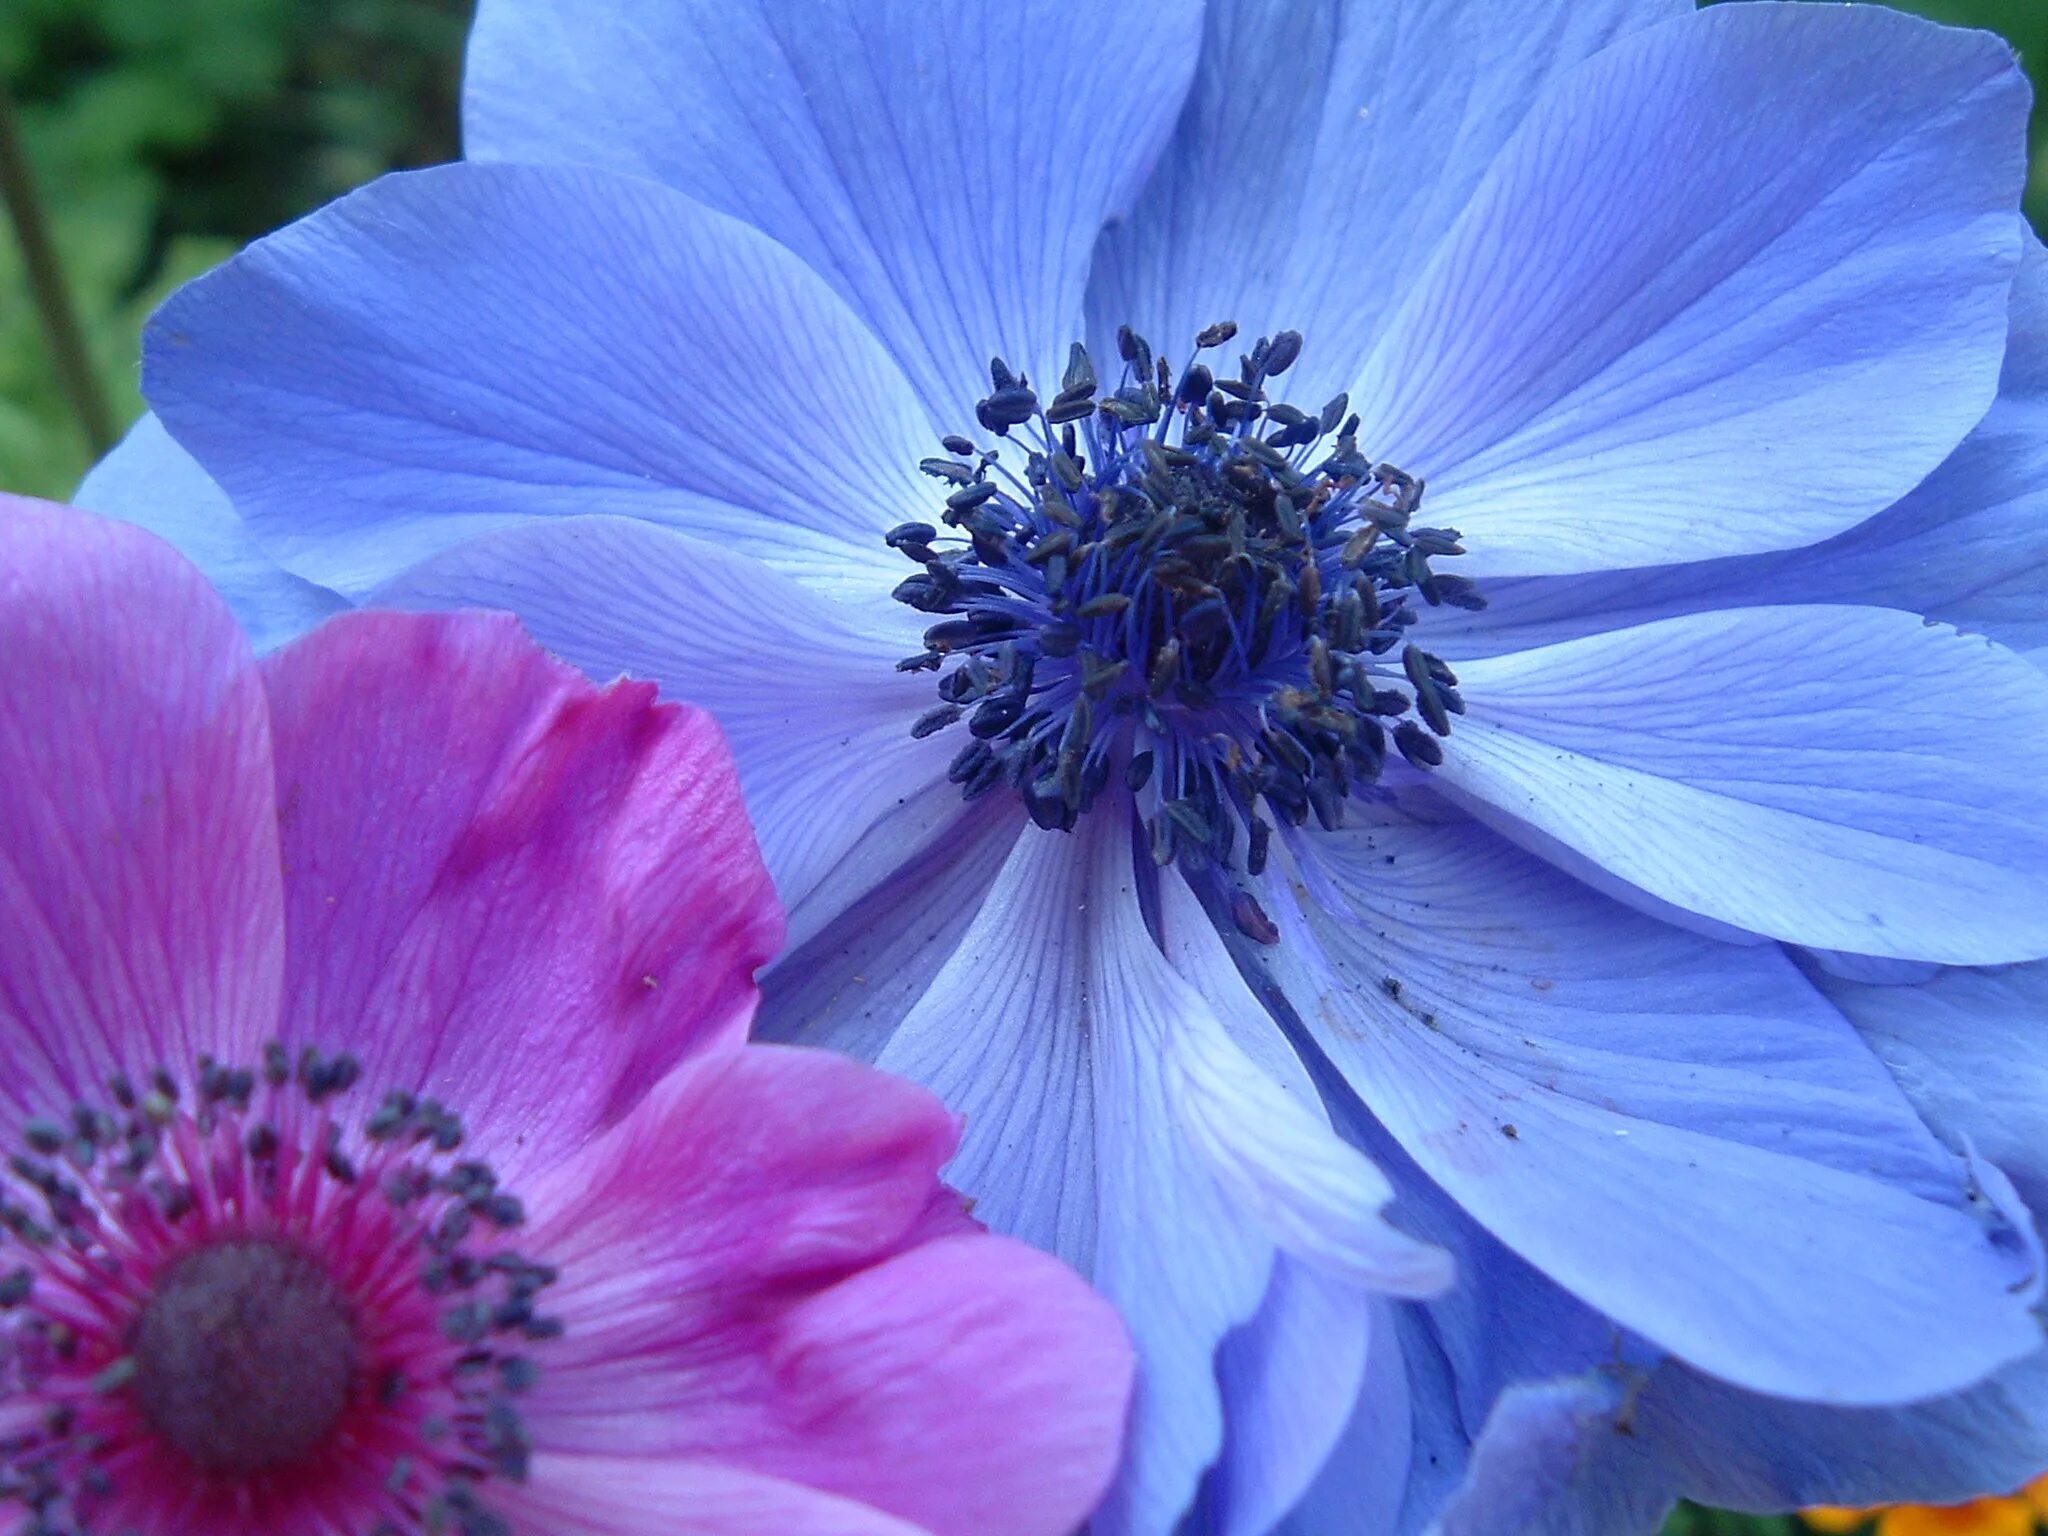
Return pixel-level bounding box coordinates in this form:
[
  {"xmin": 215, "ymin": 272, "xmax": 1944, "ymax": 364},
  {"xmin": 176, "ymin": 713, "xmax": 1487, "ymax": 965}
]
[
  {"xmin": 1278, "ymin": 1115, "xmax": 1663, "ymax": 1536},
  {"xmin": 867, "ymin": 816, "xmax": 1444, "ymax": 1536},
  {"xmin": 1274, "ymin": 1301, "xmax": 1430, "ymax": 1536},
  {"xmin": 1638, "ymin": 1351, "xmax": 2048, "ymax": 1515},
  {"xmin": 1347, "ymin": 4, "xmax": 2029, "ymax": 577},
  {"xmin": 1261, "ymin": 802, "xmax": 2043, "ymax": 1403},
  {"xmin": 1208, "ymin": 1260, "xmax": 1373, "ymax": 1536},
  {"xmin": 1437, "ymin": 606, "xmax": 2048, "ymax": 963},
  {"xmin": 1433, "ymin": 1376, "xmax": 1670, "ymax": 1536},
  {"xmin": 380, "ymin": 515, "xmax": 953, "ymax": 924},
  {"xmin": 756, "ymin": 792, "xmax": 1024, "ymax": 1062},
  {"xmin": 74, "ymin": 413, "xmax": 346, "ymax": 652},
  {"xmin": 1431, "ymin": 229, "xmax": 2048, "ymax": 664},
  {"xmin": 1087, "ymin": 0, "xmax": 1682, "ymax": 411},
  {"xmin": 1290, "ymin": 1077, "xmax": 2048, "ymax": 1530},
  {"xmin": 464, "ymin": 0, "xmax": 1203, "ymax": 422},
  {"xmin": 872, "ymin": 821, "xmax": 1256, "ymax": 1535},
  {"xmin": 1817, "ymin": 961, "xmax": 2048, "ymax": 1224},
  {"xmin": 1150, "ymin": 868, "xmax": 1450, "ymax": 1296},
  {"xmin": 145, "ymin": 163, "xmax": 938, "ymax": 603}
]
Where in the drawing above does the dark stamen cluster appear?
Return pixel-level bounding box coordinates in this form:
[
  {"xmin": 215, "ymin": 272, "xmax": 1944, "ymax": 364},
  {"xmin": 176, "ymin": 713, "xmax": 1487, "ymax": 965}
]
[
  {"xmin": 890, "ymin": 322, "xmax": 1483, "ymax": 887},
  {"xmin": 0, "ymin": 1048, "xmax": 559, "ymax": 1536}
]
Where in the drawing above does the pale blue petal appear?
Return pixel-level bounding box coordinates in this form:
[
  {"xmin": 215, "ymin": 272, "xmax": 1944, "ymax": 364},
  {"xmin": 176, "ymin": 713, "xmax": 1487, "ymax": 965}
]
[
  {"xmin": 1438, "ymin": 607, "xmax": 2048, "ymax": 963},
  {"xmin": 1337, "ymin": 1104, "xmax": 1640, "ymax": 1431},
  {"xmin": 464, "ymin": 0, "xmax": 1203, "ymax": 422},
  {"xmin": 1260, "ymin": 803, "xmax": 2043, "ymax": 1403},
  {"xmin": 1279, "ymin": 1106, "xmax": 1667, "ymax": 1536},
  {"xmin": 379, "ymin": 515, "xmax": 954, "ymax": 921},
  {"xmin": 1639, "ymin": 1351, "xmax": 2048, "ymax": 1515},
  {"xmin": 1431, "ymin": 230, "xmax": 2048, "ymax": 663},
  {"xmin": 755, "ymin": 795, "xmax": 1023, "ymax": 1064},
  {"xmin": 145, "ymin": 163, "xmax": 934, "ymax": 604},
  {"xmin": 873, "ymin": 821, "xmax": 1255, "ymax": 1535},
  {"xmin": 74, "ymin": 413, "xmax": 346, "ymax": 652},
  {"xmin": 1817, "ymin": 961, "xmax": 2048, "ymax": 1223},
  {"xmin": 869, "ymin": 816, "xmax": 1442, "ymax": 1535},
  {"xmin": 870, "ymin": 825, "xmax": 1102, "ymax": 1270},
  {"xmin": 1209, "ymin": 1259, "xmax": 1373, "ymax": 1536},
  {"xmin": 1432, "ymin": 1376, "xmax": 1669, "ymax": 1536},
  {"xmin": 1085, "ymin": 0, "xmax": 1681, "ymax": 411},
  {"xmin": 1349, "ymin": 5, "xmax": 2028, "ymax": 577},
  {"xmin": 1156, "ymin": 873, "xmax": 1447, "ymax": 1533},
  {"xmin": 1286, "ymin": 1063, "xmax": 2048, "ymax": 1529},
  {"xmin": 1275, "ymin": 1301, "xmax": 1425, "ymax": 1536},
  {"xmin": 1151, "ymin": 869, "xmax": 1450, "ymax": 1296}
]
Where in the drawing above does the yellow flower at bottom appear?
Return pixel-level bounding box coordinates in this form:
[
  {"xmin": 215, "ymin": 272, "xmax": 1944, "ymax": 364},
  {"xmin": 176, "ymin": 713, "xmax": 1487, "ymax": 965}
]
[
  {"xmin": 2024, "ymin": 1475, "xmax": 2048, "ymax": 1521},
  {"xmin": 1875, "ymin": 1496, "xmax": 2036, "ymax": 1536},
  {"xmin": 1801, "ymin": 1479, "xmax": 2048, "ymax": 1536}
]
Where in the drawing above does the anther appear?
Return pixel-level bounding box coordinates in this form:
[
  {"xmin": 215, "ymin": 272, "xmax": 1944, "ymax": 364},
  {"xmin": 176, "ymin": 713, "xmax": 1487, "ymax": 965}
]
[{"xmin": 890, "ymin": 322, "xmax": 1481, "ymax": 868}]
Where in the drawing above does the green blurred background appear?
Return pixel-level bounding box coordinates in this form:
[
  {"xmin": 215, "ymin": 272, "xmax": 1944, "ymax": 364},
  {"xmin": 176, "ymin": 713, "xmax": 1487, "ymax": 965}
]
[{"xmin": 0, "ymin": 4, "xmax": 2043, "ymax": 1530}]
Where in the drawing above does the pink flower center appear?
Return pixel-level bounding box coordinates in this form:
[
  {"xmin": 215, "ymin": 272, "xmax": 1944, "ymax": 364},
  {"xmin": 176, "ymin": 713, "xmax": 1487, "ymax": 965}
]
[
  {"xmin": 0, "ymin": 1048, "xmax": 559, "ymax": 1536},
  {"xmin": 131, "ymin": 1239, "xmax": 355, "ymax": 1475}
]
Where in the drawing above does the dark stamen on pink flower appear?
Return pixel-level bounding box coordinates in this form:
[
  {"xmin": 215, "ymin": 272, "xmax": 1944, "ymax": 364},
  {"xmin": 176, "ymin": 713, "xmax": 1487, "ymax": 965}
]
[{"xmin": 0, "ymin": 1047, "xmax": 560, "ymax": 1535}]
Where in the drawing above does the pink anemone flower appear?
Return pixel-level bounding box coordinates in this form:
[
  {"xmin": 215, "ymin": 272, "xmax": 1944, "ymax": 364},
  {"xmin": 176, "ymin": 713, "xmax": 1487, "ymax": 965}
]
[{"xmin": 0, "ymin": 495, "xmax": 1133, "ymax": 1536}]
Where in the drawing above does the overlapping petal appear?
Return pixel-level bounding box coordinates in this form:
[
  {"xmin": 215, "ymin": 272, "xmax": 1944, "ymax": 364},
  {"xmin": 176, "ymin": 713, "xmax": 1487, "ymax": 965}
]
[
  {"xmin": 1432, "ymin": 1376, "xmax": 1669, "ymax": 1536},
  {"xmin": 757, "ymin": 794, "xmax": 1022, "ymax": 1059},
  {"xmin": 145, "ymin": 163, "xmax": 937, "ymax": 604},
  {"xmin": 1151, "ymin": 868, "xmax": 1450, "ymax": 1297},
  {"xmin": 1087, "ymin": 0, "xmax": 1683, "ymax": 409},
  {"xmin": 1274, "ymin": 1050, "xmax": 2048, "ymax": 1534},
  {"xmin": 74, "ymin": 412, "xmax": 346, "ymax": 653},
  {"xmin": 464, "ymin": 0, "xmax": 1204, "ymax": 422},
  {"xmin": 1425, "ymin": 231, "xmax": 2048, "ymax": 664},
  {"xmin": 1349, "ymin": 4, "xmax": 2029, "ymax": 577},
  {"xmin": 865, "ymin": 816, "xmax": 1445, "ymax": 1536},
  {"xmin": 1264, "ymin": 801, "xmax": 2042, "ymax": 1404},
  {"xmin": 519, "ymin": 1044, "xmax": 1131, "ymax": 1536},
  {"xmin": 1283, "ymin": 1300, "xmax": 1484, "ymax": 1536},
  {"xmin": 259, "ymin": 609, "xmax": 782, "ymax": 1180},
  {"xmin": 1209, "ymin": 1261, "xmax": 1375, "ymax": 1536},
  {"xmin": 1817, "ymin": 962, "xmax": 2048, "ymax": 1222},
  {"xmin": 381, "ymin": 515, "xmax": 953, "ymax": 924},
  {"xmin": 1434, "ymin": 606, "xmax": 2048, "ymax": 962},
  {"xmin": 0, "ymin": 497, "xmax": 281, "ymax": 1144},
  {"xmin": 1637, "ymin": 1350, "xmax": 2048, "ymax": 1518}
]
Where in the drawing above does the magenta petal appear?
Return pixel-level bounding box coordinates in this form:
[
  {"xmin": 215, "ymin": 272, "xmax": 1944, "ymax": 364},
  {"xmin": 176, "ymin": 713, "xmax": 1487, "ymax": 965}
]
[
  {"xmin": 745, "ymin": 1234, "xmax": 1133, "ymax": 1536},
  {"xmin": 497, "ymin": 1455, "xmax": 932, "ymax": 1536},
  {"xmin": 521, "ymin": 1044, "xmax": 1132, "ymax": 1536},
  {"xmin": 0, "ymin": 496, "xmax": 282, "ymax": 1142},
  {"xmin": 259, "ymin": 609, "xmax": 782, "ymax": 1175}
]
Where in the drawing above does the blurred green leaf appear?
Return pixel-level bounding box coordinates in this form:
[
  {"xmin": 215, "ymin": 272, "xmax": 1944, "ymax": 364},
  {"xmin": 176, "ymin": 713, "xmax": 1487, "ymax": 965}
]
[{"xmin": 0, "ymin": 0, "xmax": 463, "ymax": 495}]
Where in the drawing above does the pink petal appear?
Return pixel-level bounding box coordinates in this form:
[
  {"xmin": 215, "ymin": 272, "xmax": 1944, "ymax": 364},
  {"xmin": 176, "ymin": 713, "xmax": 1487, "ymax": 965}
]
[
  {"xmin": 750, "ymin": 1233, "xmax": 1134, "ymax": 1536},
  {"xmin": 258, "ymin": 609, "xmax": 782, "ymax": 1176},
  {"xmin": 522, "ymin": 1044, "xmax": 1133, "ymax": 1536},
  {"xmin": 0, "ymin": 496, "xmax": 282, "ymax": 1140},
  {"xmin": 497, "ymin": 1454, "xmax": 931, "ymax": 1536}
]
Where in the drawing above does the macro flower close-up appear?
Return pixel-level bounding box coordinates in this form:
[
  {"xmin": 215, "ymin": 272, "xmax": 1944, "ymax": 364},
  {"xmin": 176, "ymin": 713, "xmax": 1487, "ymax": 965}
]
[
  {"xmin": 0, "ymin": 493, "xmax": 1133, "ymax": 1535},
  {"xmin": 5, "ymin": 0, "xmax": 2048, "ymax": 1532}
]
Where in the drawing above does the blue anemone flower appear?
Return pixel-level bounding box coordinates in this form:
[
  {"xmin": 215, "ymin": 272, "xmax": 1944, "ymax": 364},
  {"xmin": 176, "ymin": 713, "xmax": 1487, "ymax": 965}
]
[{"xmin": 82, "ymin": 2, "xmax": 2048, "ymax": 1532}]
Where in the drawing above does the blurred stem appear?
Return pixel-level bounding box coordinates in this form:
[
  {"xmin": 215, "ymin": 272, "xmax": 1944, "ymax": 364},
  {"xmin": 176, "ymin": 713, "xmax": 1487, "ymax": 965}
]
[{"xmin": 0, "ymin": 78, "xmax": 114, "ymax": 456}]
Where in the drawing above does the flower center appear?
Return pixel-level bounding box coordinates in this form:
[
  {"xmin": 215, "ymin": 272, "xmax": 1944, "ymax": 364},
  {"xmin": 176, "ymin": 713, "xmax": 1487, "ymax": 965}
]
[
  {"xmin": 132, "ymin": 1239, "xmax": 354, "ymax": 1474},
  {"xmin": 890, "ymin": 323, "xmax": 1483, "ymax": 881},
  {"xmin": 0, "ymin": 1047, "xmax": 559, "ymax": 1534}
]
